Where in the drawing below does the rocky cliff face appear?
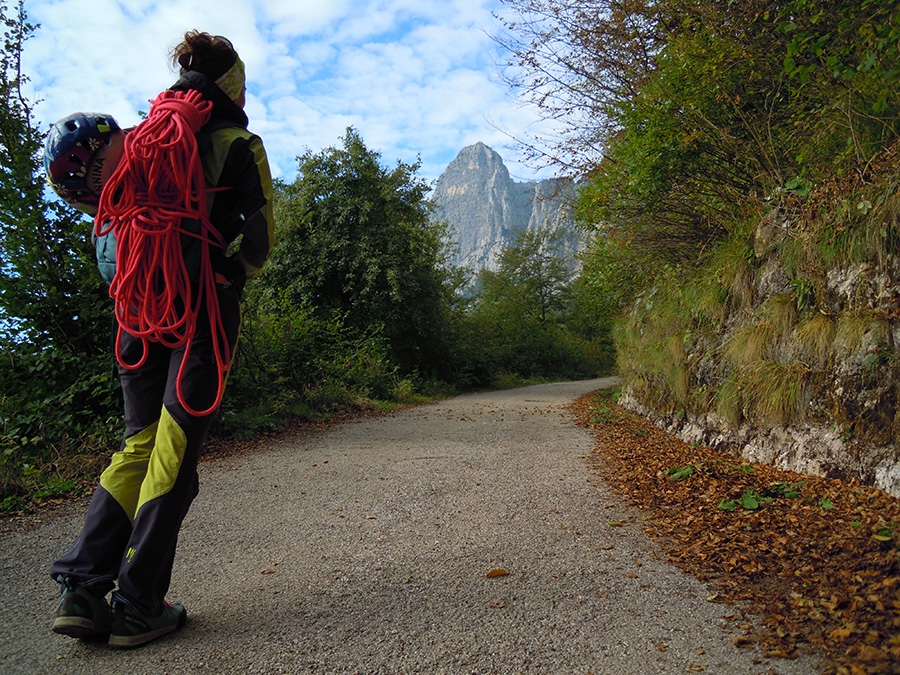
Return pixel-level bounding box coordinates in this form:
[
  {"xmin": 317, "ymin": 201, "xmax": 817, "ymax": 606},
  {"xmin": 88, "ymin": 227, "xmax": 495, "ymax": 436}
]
[
  {"xmin": 618, "ymin": 203, "xmax": 900, "ymax": 498},
  {"xmin": 431, "ymin": 143, "xmax": 581, "ymax": 271}
]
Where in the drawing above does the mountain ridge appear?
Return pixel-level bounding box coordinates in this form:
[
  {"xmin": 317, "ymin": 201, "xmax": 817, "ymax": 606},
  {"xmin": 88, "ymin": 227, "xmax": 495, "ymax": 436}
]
[{"xmin": 431, "ymin": 142, "xmax": 582, "ymax": 271}]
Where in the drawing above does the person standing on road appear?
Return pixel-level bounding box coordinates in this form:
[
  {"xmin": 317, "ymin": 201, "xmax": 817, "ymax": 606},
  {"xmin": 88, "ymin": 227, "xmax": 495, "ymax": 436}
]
[{"xmin": 44, "ymin": 30, "xmax": 274, "ymax": 648}]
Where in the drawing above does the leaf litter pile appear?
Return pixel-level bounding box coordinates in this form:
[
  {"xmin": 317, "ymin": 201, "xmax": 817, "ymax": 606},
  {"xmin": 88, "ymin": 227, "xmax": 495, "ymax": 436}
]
[{"xmin": 569, "ymin": 390, "xmax": 900, "ymax": 675}]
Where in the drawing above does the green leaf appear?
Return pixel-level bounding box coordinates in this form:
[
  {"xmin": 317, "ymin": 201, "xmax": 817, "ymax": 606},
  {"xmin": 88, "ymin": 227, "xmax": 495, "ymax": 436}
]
[
  {"xmin": 666, "ymin": 465, "xmax": 696, "ymax": 480},
  {"xmin": 769, "ymin": 481, "xmax": 801, "ymax": 499},
  {"xmin": 739, "ymin": 492, "xmax": 760, "ymax": 510},
  {"xmin": 718, "ymin": 499, "xmax": 738, "ymax": 512}
]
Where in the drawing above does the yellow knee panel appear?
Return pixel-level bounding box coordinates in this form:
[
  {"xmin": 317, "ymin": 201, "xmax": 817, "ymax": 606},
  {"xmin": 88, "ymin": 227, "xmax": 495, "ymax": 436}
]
[{"xmin": 98, "ymin": 407, "xmax": 188, "ymax": 520}]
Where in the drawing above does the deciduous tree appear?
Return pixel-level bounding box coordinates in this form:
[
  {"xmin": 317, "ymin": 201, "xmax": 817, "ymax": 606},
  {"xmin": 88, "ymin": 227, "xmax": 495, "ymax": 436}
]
[
  {"xmin": 0, "ymin": 0, "xmax": 109, "ymax": 352},
  {"xmin": 257, "ymin": 128, "xmax": 457, "ymax": 377},
  {"xmin": 461, "ymin": 224, "xmax": 606, "ymax": 381},
  {"xmin": 0, "ymin": 1, "xmax": 118, "ymax": 503}
]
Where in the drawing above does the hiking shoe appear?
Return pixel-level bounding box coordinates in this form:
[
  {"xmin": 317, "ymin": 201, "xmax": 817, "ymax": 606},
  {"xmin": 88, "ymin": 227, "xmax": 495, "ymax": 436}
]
[
  {"xmin": 108, "ymin": 596, "xmax": 186, "ymax": 648},
  {"xmin": 52, "ymin": 578, "xmax": 112, "ymax": 640}
]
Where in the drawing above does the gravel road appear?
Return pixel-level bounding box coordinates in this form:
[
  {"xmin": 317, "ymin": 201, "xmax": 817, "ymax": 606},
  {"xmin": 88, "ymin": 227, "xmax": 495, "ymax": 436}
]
[{"xmin": 1, "ymin": 378, "xmax": 824, "ymax": 674}]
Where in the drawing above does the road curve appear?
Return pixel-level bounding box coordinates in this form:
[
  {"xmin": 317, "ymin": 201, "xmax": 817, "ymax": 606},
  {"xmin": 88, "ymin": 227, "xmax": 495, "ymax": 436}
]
[{"xmin": 1, "ymin": 378, "xmax": 823, "ymax": 674}]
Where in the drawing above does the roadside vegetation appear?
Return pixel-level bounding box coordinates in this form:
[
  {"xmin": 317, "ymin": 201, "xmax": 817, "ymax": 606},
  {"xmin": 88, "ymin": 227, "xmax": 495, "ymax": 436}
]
[{"xmin": 496, "ymin": 0, "xmax": 900, "ymax": 440}]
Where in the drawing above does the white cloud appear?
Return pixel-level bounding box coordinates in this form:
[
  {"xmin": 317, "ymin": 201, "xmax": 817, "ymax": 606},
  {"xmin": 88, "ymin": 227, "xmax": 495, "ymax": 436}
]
[
  {"xmin": 256, "ymin": 0, "xmax": 352, "ymax": 38},
  {"xmin": 24, "ymin": 0, "xmax": 556, "ymax": 183}
]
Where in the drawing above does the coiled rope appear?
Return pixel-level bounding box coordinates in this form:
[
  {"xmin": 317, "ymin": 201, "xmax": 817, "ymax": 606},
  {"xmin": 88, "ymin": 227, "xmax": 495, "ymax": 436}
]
[{"xmin": 96, "ymin": 89, "xmax": 230, "ymax": 417}]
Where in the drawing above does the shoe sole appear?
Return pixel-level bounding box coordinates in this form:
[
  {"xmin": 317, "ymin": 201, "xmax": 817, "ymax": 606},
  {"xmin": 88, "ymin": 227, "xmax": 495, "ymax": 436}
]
[
  {"xmin": 52, "ymin": 616, "xmax": 110, "ymax": 641},
  {"xmin": 108, "ymin": 609, "xmax": 186, "ymax": 649}
]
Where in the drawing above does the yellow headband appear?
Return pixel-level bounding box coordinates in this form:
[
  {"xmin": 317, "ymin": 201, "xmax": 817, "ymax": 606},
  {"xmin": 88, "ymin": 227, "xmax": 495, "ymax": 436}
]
[{"xmin": 215, "ymin": 56, "xmax": 246, "ymax": 101}]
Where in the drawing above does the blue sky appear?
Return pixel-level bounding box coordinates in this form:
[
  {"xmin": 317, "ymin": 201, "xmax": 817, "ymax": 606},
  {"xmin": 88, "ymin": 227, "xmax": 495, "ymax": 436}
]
[{"xmin": 23, "ymin": 0, "xmax": 556, "ymax": 184}]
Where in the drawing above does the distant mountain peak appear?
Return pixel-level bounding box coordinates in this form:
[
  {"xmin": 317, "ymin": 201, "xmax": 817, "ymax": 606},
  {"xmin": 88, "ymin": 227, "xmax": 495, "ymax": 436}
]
[
  {"xmin": 451, "ymin": 142, "xmax": 505, "ymax": 167},
  {"xmin": 435, "ymin": 143, "xmax": 510, "ymax": 196},
  {"xmin": 432, "ymin": 144, "xmax": 582, "ymax": 272}
]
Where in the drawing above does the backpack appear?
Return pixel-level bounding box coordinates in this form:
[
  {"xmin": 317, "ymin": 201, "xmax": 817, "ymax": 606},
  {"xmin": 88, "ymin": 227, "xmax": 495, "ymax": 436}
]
[{"xmin": 93, "ymin": 228, "xmax": 117, "ymax": 286}]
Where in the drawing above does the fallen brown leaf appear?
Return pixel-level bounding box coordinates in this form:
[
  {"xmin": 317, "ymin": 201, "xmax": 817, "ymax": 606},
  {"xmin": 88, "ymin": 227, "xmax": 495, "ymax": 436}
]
[{"xmin": 569, "ymin": 391, "xmax": 900, "ymax": 674}]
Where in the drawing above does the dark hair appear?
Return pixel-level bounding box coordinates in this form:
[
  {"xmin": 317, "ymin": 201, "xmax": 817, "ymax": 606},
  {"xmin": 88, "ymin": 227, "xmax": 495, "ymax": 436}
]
[{"xmin": 171, "ymin": 30, "xmax": 238, "ymax": 80}]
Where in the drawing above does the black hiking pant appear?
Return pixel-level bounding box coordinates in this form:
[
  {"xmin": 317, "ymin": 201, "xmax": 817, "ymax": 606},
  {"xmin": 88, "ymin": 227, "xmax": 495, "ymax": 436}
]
[{"xmin": 50, "ymin": 286, "xmax": 241, "ymax": 616}]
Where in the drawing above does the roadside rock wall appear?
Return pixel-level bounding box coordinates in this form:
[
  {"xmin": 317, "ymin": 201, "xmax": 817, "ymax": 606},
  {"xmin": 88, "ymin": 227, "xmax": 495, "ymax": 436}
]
[{"xmin": 619, "ymin": 203, "xmax": 900, "ymax": 498}]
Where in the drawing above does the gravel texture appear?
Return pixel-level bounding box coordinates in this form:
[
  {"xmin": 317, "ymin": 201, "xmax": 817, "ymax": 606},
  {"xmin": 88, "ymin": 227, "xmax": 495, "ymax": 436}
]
[{"xmin": 0, "ymin": 378, "xmax": 824, "ymax": 673}]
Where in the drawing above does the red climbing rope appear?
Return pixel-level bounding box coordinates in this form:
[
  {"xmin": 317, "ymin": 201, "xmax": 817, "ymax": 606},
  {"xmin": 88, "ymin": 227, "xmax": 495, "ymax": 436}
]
[{"xmin": 95, "ymin": 89, "xmax": 231, "ymax": 417}]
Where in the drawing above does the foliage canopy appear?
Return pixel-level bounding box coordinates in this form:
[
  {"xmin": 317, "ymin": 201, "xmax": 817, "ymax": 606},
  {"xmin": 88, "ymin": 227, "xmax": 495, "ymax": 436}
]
[
  {"xmin": 259, "ymin": 128, "xmax": 457, "ymax": 377},
  {"xmin": 0, "ymin": 0, "xmax": 120, "ymax": 506}
]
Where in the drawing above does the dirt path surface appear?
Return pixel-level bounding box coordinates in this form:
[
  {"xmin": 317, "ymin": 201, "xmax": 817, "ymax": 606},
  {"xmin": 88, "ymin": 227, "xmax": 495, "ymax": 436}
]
[{"xmin": 0, "ymin": 379, "xmax": 824, "ymax": 674}]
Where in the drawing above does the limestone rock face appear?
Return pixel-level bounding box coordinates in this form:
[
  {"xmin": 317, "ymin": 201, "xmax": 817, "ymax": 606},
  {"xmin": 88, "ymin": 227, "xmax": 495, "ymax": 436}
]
[
  {"xmin": 432, "ymin": 143, "xmax": 581, "ymax": 271},
  {"xmin": 620, "ymin": 204, "xmax": 900, "ymax": 497}
]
